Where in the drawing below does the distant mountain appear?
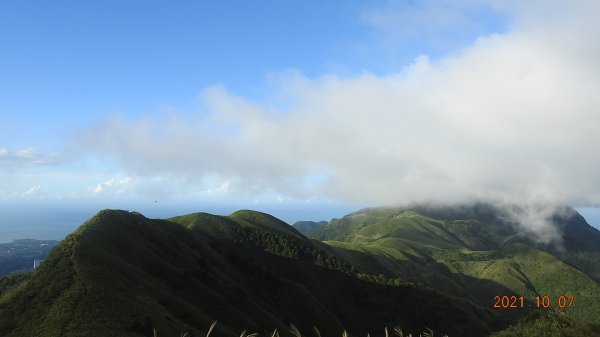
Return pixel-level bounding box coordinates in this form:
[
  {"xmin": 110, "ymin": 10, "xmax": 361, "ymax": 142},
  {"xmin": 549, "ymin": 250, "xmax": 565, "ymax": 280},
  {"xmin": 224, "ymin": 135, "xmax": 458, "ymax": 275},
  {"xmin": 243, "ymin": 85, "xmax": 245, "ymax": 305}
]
[
  {"xmin": 0, "ymin": 239, "xmax": 59, "ymax": 277},
  {"xmin": 291, "ymin": 220, "xmax": 327, "ymax": 234},
  {"xmin": 308, "ymin": 203, "xmax": 600, "ymax": 323},
  {"xmin": 0, "ymin": 209, "xmax": 495, "ymax": 337}
]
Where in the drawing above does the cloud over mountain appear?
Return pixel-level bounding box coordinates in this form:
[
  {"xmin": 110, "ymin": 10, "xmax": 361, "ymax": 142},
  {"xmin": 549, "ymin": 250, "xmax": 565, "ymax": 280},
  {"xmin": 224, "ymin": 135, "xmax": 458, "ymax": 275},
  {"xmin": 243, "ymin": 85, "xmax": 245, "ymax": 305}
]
[{"xmin": 77, "ymin": 1, "xmax": 600, "ymax": 213}]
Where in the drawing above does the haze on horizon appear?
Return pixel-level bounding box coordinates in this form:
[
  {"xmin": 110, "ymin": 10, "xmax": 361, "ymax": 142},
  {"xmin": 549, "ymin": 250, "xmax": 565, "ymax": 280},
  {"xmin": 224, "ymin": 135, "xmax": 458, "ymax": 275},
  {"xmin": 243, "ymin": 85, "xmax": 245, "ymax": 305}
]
[{"xmin": 2, "ymin": 1, "xmax": 600, "ymax": 241}]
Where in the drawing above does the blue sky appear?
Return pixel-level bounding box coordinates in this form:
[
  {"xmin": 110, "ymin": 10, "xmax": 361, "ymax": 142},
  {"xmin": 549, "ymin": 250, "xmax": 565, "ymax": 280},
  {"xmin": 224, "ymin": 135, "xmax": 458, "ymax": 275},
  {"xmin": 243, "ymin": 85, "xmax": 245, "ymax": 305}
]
[{"xmin": 2, "ymin": 1, "xmax": 600, "ymax": 241}]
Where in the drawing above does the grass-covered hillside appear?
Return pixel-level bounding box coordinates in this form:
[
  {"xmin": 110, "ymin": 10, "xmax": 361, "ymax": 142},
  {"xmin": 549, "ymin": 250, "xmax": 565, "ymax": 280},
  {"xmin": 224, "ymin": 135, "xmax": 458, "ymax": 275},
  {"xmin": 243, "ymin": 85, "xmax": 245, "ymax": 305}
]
[
  {"xmin": 308, "ymin": 204, "xmax": 600, "ymax": 324},
  {"xmin": 0, "ymin": 209, "xmax": 497, "ymax": 337},
  {"xmin": 490, "ymin": 311, "xmax": 600, "ymax": 337}
]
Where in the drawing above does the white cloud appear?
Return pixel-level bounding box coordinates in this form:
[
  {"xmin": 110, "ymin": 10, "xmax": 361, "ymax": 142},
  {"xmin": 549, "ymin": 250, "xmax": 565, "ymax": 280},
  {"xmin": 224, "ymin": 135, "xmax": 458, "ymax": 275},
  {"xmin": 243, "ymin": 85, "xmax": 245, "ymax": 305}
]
[
  {"xmin": 501, "ymin": 203, "xmax": 563, "ymax": 245},
  {"xmin": 363, "ymin": 0, "xmax": 506, "ymax": 42},
  {"xmin": 77, "ymin": 1, "xmax": 600, "ymax": 241},
  {"xmin": 0, "ymin": 147, "xmax": 60, "ymax": 167},
  {"xmin": 206, "ymin": 180, "xmax": 231, "ymax": 195},
  {"xmin": 89, "ymin": 177, "xmax": 135, "ymax": 196},
  {"xmin": 23, "ymin": 185, "xmax": 41, "ymax": 197}
]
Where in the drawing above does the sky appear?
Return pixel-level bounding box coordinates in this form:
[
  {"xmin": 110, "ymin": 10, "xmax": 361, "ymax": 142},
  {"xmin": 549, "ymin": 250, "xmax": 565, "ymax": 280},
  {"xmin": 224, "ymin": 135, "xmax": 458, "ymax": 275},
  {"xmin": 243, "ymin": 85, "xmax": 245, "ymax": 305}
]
[{"xmin": 2, "ymin": 0, "xmax": 600, "ymax": 241}]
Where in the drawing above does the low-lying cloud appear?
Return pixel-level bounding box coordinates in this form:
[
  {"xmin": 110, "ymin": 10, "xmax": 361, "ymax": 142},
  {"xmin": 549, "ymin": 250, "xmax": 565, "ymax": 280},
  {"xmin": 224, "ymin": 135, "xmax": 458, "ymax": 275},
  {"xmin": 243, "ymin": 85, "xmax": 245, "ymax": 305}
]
[{"xmin": 77, "ymin": 0, "xmax": 600, "ymax": 239}]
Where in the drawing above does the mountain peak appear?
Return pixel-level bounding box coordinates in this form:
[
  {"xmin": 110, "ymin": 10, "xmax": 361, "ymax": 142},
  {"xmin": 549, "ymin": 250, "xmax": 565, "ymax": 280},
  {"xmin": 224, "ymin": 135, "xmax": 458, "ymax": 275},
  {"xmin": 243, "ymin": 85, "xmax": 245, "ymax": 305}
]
[
  {"xmin": 228, "ymin": 209, "xmax": 301, "ymax": 236},
  {"xmin": 72, "ymin": 209, "xmax": 148, "ymax": 236}
]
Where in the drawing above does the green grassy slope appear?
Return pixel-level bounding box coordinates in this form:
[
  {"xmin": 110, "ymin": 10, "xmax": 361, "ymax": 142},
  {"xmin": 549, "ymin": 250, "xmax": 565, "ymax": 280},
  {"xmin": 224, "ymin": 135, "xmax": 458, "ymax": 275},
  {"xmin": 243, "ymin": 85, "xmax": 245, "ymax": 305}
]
[
  {"xmin": 437, "ymin": 243, "xmax": 600, "ymax": 322},
  {"xmin": 491, "ymin": 311, "xmax": 600, "ymax": 337},
  {"xmin": 0, "ymin": 209, "xmax": 497, "ymax": 337},
  {"xmin": 310, "ymin": 204, "xmax": 600, "ymax": 324}
]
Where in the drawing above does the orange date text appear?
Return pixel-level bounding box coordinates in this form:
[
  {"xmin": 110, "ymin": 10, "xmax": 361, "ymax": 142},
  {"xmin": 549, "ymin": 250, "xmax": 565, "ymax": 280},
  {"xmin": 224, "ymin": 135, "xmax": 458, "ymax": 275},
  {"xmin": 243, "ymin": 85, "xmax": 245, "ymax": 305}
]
[{"xmin": 492, "ymin": 295, "xmax": 574, "ymax": 309}]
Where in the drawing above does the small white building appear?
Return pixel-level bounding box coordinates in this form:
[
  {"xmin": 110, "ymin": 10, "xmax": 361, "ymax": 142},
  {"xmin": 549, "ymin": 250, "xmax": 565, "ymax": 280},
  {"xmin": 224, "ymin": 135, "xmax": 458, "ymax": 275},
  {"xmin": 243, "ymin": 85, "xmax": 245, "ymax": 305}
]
[{"xmin": 33, "ymin": 259, "xmax": 43, "ymax": 269}]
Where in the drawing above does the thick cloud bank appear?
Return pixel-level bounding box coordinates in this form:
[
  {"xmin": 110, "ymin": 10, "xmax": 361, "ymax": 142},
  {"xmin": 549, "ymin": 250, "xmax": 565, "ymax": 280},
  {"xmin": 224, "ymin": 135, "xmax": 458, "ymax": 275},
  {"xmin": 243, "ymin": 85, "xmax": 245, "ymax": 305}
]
[{"xmin": 79, "ymin": 1, "xmax": 600, "ymax": 225}]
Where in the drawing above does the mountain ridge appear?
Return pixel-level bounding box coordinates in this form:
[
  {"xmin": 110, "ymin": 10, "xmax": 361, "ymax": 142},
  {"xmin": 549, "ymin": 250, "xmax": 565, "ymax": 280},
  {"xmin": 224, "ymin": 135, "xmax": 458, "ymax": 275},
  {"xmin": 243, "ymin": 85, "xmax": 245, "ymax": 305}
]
[
  {"xmin": 0, "ymin": 208, "xmax": 499, "ymax": 337},
  {"xmin": 2, "ymin": 204, "xmax": 599, "ymax": 336},
  {"xmin": 308, "ymin": 203, "xmax": 600, "ymax": 323}
]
